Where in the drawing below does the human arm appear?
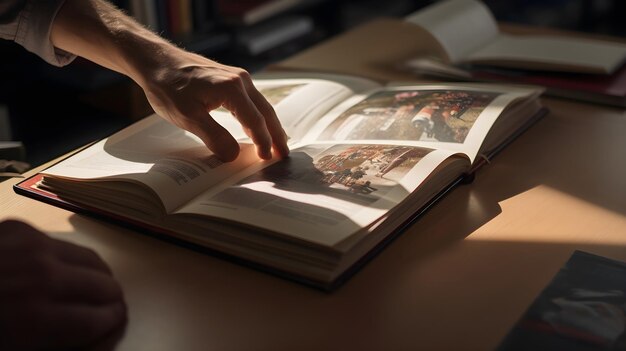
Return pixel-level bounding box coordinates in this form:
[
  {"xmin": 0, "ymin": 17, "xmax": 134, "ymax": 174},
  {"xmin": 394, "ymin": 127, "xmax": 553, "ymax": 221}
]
[
  {"xmin": 0, "ymin": 0, "xmax": 75, "ymax": 67},
  {"xmin": 50, "ymin": 0, "xmax": 289, "ymax": 161},
  {"xmin": 0, "ymin": 220, "xmax": 126, "ymax": 350}
]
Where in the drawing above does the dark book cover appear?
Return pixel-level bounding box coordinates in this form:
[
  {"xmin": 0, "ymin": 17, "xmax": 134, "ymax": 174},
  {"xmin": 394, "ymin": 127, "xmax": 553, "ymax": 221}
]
[{"xmin": 498, "ymin": 251, "xmax": 626, "ymax": 351}]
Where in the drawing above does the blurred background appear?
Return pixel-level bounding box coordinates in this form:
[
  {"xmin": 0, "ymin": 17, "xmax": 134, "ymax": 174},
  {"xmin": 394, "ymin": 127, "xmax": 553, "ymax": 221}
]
[{"xmin": 0, "ymin": 0, "xmax": 624, "ymax": 168}]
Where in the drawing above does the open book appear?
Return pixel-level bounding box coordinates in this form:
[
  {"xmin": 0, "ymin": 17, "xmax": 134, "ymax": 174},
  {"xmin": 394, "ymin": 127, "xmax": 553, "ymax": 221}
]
[
  {"xmin": 406, "ymin": 0, "xmax": 626, "ymax": 75},
  {"xmin": 15, "ymin": 73, "xmax": 545, "ymax": 289}
]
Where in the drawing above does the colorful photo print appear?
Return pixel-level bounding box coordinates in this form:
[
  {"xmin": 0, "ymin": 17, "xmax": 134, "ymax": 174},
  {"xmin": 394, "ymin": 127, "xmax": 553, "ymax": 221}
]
[
  {"xmin": 210, "ymin": 144, "xmax": 432, "ymax": 209},
  {"xmin": 320, "ymin": 89, "xmax": 500, "ymax": 143}
]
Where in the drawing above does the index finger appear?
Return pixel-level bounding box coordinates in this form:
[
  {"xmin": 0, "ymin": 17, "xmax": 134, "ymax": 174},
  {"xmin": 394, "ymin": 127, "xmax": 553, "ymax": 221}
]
[
  {"xmin": 244, "ymin": 82, "xmax": 290, "ymax": 158},
  {"xmin": 220, "ymin": 80, "xmax": 274, "ymax": 160}
]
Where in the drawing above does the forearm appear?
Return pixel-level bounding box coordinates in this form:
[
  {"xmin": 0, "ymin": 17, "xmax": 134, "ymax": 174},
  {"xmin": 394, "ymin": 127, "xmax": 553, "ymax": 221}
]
[
  {"xmin": 50, "ymin": 0, "xmax": 178, "ymax": 87},
  {"xmin": 50, "ymin": 0, "xmax": 289, "ymax": 161}
]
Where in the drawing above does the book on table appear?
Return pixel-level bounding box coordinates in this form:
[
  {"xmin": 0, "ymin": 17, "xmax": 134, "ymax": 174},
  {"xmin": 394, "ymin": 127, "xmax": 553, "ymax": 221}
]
[
  {"xmin": 15, "ymin": 73, "xmax": 546, "ymax": 289},
  {"xmin": 405, "ymin": 0, "xmax": 626, "ymax": 75},
  {"xmin": 403, "ymin": 0, "xmax": 626, "ymax": 107},
  {"xmin": 404, "ymin": 57, "xmax": 626, "ymax": 108},
  {"xmin": 497, "ymin": 251, "xmax": 626, "ymax": 350}
]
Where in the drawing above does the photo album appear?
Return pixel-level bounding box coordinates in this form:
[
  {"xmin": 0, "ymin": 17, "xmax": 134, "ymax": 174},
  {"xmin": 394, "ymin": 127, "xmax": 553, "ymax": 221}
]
[{"xmin": 15, "ymin": 73, "xmax": 545, "ymax": 289}]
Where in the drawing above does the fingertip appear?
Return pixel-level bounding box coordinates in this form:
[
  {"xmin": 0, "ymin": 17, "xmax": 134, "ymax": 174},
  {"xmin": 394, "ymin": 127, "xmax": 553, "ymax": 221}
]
[
  {"xmin": 214, "ymin": 143, "xmax": 240, "ymax": 162},
  {"xmin": 273, "ymin": 141, "xmax": 290, "ymax": 159},
  {"xmin": 257, "ymin": 146, "xmax": 272, "ymax": 160},
  {"xmin": 277, "ymin": 131, "xmax": 291, "ymax": 158}
]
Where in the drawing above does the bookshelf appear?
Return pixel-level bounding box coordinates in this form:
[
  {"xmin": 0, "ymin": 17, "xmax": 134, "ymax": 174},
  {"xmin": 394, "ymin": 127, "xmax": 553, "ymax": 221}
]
[{"xmin": 0, "ymin": 0, "xmax": 426, "ymax": 167}]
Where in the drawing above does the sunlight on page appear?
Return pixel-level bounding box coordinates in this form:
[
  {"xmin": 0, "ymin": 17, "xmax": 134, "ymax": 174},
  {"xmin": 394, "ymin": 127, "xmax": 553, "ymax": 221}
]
[
  {"xmin": 239, "ymin": 181, "xmax": 389, "ymax": 228},
  {"xmin": 466, "ymin": 185, "xmax": 626, "ymax": 245},
  {"xmin": 178, "ymin": 146, "xmax": 456, "ymax": 246}
]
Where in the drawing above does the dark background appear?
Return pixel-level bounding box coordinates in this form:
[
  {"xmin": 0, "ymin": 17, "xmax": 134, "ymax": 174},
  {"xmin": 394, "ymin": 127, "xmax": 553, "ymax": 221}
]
[{"xmin": 0, "ymin": 0, "xmax": 624, "ymax": 168}]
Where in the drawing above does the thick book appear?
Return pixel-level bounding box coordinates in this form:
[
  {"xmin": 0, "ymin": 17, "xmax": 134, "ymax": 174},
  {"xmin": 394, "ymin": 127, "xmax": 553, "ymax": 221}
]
[
  {"xmin": 405, "ymin": 58, "xmax": 626, "ymax": 108},
  {"xmin": 405, "ymin": 0, "xmax": 626, "ymax": 75},
  {"xmin": 497, "ymin": 251, "xmax": 626, "ymax": 350},
  {"xmin": 14, "ymin": 73, "xmax": 545, "ymax": 289}
]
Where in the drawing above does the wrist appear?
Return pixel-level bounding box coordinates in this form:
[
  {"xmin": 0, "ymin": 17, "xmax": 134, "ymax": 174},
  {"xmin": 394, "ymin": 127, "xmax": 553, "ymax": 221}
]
[{"xmin": 118, "ymin": 34, "xmax": 181, "ymax": 88}]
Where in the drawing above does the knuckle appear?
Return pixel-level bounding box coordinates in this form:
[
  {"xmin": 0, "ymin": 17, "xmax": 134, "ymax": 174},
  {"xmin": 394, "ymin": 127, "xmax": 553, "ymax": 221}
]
[
  {"xmin": 219, "ymin": 73, "xmax": 246, "ymax": 90},
  {"xmin": 234, "ymin": 68, "xmax": 251, "ymax": 80}
]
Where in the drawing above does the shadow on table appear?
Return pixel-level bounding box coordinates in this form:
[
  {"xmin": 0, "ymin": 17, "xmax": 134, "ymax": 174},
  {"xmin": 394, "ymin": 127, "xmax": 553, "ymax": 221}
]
[{"xmin": 60, "ymin": 104, "xmax": 626, "ymax": 349}]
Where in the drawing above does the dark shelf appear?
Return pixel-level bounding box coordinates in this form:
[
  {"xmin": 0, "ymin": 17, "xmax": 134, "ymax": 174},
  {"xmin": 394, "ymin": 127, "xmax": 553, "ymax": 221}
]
[{"xmin": 2, "ymin": 0, "xmax": 623, "ymax": 169}]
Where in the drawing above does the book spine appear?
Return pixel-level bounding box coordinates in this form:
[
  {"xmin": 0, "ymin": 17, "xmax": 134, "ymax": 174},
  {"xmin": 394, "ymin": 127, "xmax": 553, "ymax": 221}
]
[
  {"xmin": 167, "ymin": 0, "xmax": 181, "ymax": 36},
  {"xmin": 178, "ymin": 0, "xmax": 193, "ymax": 36}
]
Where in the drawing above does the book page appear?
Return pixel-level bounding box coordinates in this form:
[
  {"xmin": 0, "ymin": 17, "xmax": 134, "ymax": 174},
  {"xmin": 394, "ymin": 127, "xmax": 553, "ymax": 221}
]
[
  {"xmin": 42, "ymin": 74, "xmax": 378, "ymax": 214},
  {"xmin": 176, "ymin": 144, "xmax": 459, "ymax": 247},
  {"xmin": 42, "ymin": 115, "xmax": 260, "ymax": 213},
  {"xmin": 210, "ymin": 74, "xmax": 380, "ymax": 142},
  {"xmin": 301, "ymin": 84, "xmax": 536, "ymax": 163},
  {"xmin": 405, "ymin": 0, "xmax": 499, "ymax": 63},
  {"xmin": 468, "ymin": 34, "xmax": 626, "ymax": 74}
]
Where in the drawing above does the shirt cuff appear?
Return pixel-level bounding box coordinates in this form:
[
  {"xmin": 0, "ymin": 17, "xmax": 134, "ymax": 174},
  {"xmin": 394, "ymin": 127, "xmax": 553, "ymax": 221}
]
[{"xmin": 14, "ymin": 0, "xmax": 75, "ymax": 67}]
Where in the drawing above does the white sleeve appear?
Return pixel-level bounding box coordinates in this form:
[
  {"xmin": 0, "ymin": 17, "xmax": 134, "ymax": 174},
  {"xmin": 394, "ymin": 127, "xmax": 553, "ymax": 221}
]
[{"xmin": 0, "ymin": 0, "xmax": 76, "ymax": 67}]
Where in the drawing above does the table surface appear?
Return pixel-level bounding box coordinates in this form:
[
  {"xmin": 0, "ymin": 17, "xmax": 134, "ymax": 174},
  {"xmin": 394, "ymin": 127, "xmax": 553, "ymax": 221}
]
[{"xmin": 2, "ymin": 18, "xmax": 626, "ymax": 351}]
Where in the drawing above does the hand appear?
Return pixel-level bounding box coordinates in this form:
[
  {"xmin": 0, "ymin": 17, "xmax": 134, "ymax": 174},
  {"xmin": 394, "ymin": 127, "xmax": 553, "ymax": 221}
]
[
  {"xmin": 0, "ymin": 220, "xmax": 126, "ymax": 351},
  {"xmin": 51, "ymin": 0, "xmax": 290, "ymax": 163},
  {"xmin": 137, "ymin": 49, "xmax": 290, "ymax": 162}
]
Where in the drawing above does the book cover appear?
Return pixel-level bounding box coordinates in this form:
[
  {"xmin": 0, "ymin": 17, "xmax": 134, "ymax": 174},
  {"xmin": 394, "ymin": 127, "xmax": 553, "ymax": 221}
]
[
  {"xmin": 405, "ymin": 58, "xmax": 626, "ymax": 108},
  {"xmin": 498, "ymin": 251, "xmax": 626, "ymax": 351}
]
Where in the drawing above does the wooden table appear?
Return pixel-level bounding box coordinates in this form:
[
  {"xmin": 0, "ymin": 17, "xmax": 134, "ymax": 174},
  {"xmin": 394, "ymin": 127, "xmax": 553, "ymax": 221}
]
[{"xmin": 2, "ymin": 18, "xmax": 626, "ymax": 351}]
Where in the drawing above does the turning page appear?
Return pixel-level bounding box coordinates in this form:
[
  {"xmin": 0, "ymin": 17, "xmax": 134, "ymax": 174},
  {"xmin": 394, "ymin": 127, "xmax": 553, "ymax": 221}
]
[
  {"xmin": 42, "ymin": 116, "xmax": 259, "ymax": 213},
  {"xmin": 210, "ymin": 74, "xmax": 380, "ymax": 141},
  {"xmin": 41, "ymin": 74, "xmax": 379, "ymax": 213}
]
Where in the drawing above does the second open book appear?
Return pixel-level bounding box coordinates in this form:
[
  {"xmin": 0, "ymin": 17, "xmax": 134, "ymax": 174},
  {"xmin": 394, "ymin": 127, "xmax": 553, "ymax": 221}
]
[
  {"xmin": 18, "ymin": 73, "xmax": 544, "ymax": 288},
  {"xmin": 406, "ymin": 0, "xmax": 626, "ymax": 75}
]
